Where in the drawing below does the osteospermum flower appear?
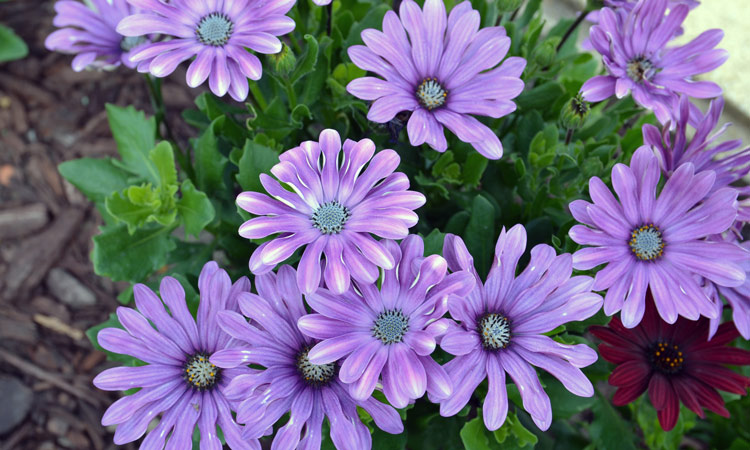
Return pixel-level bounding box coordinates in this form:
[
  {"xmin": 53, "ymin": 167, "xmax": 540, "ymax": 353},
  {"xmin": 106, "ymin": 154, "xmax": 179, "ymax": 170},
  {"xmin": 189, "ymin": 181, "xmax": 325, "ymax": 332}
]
[
  {"xmin": 346, "ymin": 0, "xmax": 525, "ymax": 159},
  {"xmin": 569, "ymin": 146, "xmax": 747, "ymax": 328},
  {"xmin": 237, "ymin": 128, "xmax": 426, "ymax": 294},
  {"xmin": 210, "ymin": 266, "xmax": 404, "ymax": 449},
  {"xmin": 117, "ymin": 0, "xmax": 295, "ymax": 101},
  {"xmin": 45, "ymin": 0, "xmax": 149, "ymax": 71},
  {"xmin": 297, "ymin": 235, "xmax": 474, "ymax": 407},
  {"xmin": 438, "ymin": 226, "xmax": 603, "ymax": 430},
  {"xmin": 581, "ymin": 0, "xmax": 726, "ymax": 125},
  {"xmin": 703, "ymin": 234, "xmax": 750, "ymax": 339},
  {"xmin": 644, "ymin": 95, "xmax": 750, "ymax": 221},
  {"xmin": 93, "ymin": 262, "xmax": 257, "ymax": 449},
  {"xmin": 590, "ymin": 295, "xmax": 750, "ymax": 431}
]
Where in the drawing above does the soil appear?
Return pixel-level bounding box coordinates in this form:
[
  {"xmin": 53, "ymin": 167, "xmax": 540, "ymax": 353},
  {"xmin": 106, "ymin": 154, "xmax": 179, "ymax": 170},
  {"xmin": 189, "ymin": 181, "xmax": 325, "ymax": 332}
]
[{"xmin": 0, "ymin": 2, "xmax": 203, "ymax": 448}]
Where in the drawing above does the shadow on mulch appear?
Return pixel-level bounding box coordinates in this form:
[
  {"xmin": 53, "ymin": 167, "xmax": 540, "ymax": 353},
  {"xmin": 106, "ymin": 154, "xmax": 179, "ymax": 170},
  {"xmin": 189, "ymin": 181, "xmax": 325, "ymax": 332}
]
[{"xmin": 1, "ymin": 2, "xmax": 205, "ymax": 448}]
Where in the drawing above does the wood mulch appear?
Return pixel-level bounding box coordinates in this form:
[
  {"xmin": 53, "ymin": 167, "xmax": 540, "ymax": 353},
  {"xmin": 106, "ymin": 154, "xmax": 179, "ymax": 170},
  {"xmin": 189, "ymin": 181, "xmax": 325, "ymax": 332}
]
[{"xmin": 1, "ymin": 1, "xmax": 203, "ymax": 448}]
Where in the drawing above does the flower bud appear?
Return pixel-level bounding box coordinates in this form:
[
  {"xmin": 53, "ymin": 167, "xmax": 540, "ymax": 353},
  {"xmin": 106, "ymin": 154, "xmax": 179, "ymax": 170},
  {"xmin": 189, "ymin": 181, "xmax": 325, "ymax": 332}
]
[
  {"xmin": 532, "ymin": 38, "xmax": 559, "ymax": 67},
  {"xmin": 559, "ymin": 94, "xmax": 590, "ymax": 130},
  {"xmin": 269, "ymin": 43, "xmax": 296, "ymax": 76}
]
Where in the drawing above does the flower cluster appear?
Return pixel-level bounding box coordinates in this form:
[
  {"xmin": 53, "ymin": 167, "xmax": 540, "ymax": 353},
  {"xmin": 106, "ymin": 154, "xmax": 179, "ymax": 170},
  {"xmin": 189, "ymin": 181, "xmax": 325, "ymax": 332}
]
[{"xmin": 55, "ymin": 0, "xmax": 750, "ymax": 445}]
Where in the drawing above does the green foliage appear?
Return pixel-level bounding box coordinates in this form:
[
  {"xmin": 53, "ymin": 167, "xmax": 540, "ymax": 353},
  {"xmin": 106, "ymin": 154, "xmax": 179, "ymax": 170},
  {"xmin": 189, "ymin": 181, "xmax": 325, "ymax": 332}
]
[{"xmin": 0, "ymin": 24, "xmax": 28, "ymax": 62}]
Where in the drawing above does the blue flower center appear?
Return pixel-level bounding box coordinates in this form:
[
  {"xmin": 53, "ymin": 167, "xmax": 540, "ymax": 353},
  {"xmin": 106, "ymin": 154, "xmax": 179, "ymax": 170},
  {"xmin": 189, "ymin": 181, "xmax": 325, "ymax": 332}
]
[
  {"xmin": 296, "ymin": 347, "xmax": 335, "ymax": 387},
  {"xmin": 184, "ymin": 353, "xmax": 220, "ymax": 390},
  {"xmin": 120, "ymin": 36, "xmax": 147, "ymax": 52},
  {"xmin": 650, "ymin": 341, "xmax": 684, "ymax": 374},
  {"xmin": 626, "ymin": 57, "xmax": 656, "ymax": 83},
  {"xmin": 629, "ymin": 224, "xmax": 665, "ymax": 261},
  {"xmin": 196, "ymin": 13, "xmax": 234, "ymax": 47},
  {"xmin": 479, "ymin": 313, "xmax": 511, "ymax": 350},
  {"xmin": 311, "ymin": 201, "xmax": 350, "ymax": 234},
  {"xmin": 373, "ymin": 310, "xmax": 409, "ymax": 345},
  {"xmin": 416, "ymin": 78, "xmax": 447, "ymax": 110}
]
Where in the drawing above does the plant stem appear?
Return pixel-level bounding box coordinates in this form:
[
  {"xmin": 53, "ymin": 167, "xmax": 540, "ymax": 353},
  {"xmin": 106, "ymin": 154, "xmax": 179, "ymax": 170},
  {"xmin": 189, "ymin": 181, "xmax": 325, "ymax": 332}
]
[
  {"xmin": 565, "ymin": 128, "xmax": 574, "ymax": 145},
  {"xmin": 326, "ymin": 3, "xmax": 333, "ymax": 36},
  {"xmin": 249, "ymin": 81, "xmax": 268, "ymax": 111},
  {"xmin": 557, "ymin": 10, "xmax": 590, "ymax": 52},
  {"xmin": 144, "ymin": 74, "xmax": 194, "ymax": 180},
  {"xmin": 285, "ymin": 79, "xmax": 298, "ymax": 110}
]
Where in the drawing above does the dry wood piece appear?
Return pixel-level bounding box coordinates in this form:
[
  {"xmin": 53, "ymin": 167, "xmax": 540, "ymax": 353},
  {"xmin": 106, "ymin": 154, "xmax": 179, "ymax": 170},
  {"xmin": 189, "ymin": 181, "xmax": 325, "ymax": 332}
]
[
  {"xmin": 2, "ymin": 208, "xmax": 85, "ymax": 301},
  {"xmin": 0, "ymin": 203, "xmax": 49, "ymax": 239},
  {"xmin": 33, "ymin": 314, "xmax": 85, "ymax": 341}
]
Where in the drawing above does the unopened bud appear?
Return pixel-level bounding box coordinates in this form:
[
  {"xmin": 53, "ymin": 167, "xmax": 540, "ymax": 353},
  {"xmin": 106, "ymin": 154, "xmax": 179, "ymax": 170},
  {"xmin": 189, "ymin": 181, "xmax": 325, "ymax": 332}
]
[
  {"xmin": 269, "ymin": 43, "xmax": 296, "ymax": 76},
  {"xmin": 559, "ymin": 94, "xmax": 590, "ymax": 130},
  {"xmin": 533, "ymin": 38, "xmax": 559, "ymax": 67}
]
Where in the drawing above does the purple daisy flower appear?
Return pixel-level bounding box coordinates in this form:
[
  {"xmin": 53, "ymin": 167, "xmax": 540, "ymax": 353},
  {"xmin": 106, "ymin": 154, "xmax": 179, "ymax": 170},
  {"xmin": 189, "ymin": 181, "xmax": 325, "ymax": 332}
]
[
  {"xmin": 703, "ymin": 233, "xmax": 750, "ymax": 340},
  {"xmin": 437, "ymin": 226, "xmax": 602, "ymax": 430},
  {"xmin": 93, "ymin": 262, "xmax": 257, "ymax": 449},
  {"xmin": 581, "ymin": 0, "xmax": 726, "ymax": 125},
  {"xmin": 346, "ymin": 0, "xmax": 526, "ymax": 160},
  {"xmin": 568, "ymin": 146, "xmax": 748, "ymax": 328},
  {"xmin": 297, "ymin": 235, "xmax": 475, "ymax": 408},
  {"xmin": 45, "ymin": 0, "xmax": 149, "ymax": 71},
  {"xmin": 210, "ymin": 266, "xmax": 404, "ymax": 450},
  {"xmin": 116, "ymin": 0, "xmax": 296, "ymax": 101},
  {"xmin": 237, "ymin": 129, "xmax": 426, "ymax": 295},
  {"xmin": 644, "ymin": 95, "xmax": 750, "ymax": 221}
]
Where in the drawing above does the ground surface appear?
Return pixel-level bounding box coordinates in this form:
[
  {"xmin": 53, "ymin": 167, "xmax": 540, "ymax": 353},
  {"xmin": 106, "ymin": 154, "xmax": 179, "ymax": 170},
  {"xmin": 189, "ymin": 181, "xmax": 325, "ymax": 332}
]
[{"xmin": 0, "ymin": 2, "xmax": 198, "ymax": 448}]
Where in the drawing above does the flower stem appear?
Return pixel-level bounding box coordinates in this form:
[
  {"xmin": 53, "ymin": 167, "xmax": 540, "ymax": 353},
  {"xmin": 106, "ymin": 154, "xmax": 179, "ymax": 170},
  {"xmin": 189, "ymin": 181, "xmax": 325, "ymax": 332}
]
[
  {"xmin": 557, "ymin": 10, "xmax": 590, "ymax": 52},
  {"xmin": 144, "ymin": 74, "xmax": 194, "ymax": 181},
  {"xmin": 249, "ymin": 81, "xmax": 268, "ymax": 111},
  {"xmin": 285, "ymin": 79, "xmax": 298, "ymax": 110},
  {"xmin": 326, "ymin": 3, "xmax": 333, "ymax": 36}
]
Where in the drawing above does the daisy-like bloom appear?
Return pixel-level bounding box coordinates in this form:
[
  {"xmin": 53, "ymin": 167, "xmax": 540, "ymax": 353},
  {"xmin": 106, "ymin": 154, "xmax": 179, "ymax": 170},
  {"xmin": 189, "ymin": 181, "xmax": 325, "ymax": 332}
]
[
  {"xmin": 117, "ymin": 0, "xmax": 295, "ymax": 101},
  {"xmin": 437, "ymin": 226, "xmax": 603, "ymax": 430},
  {"xmin": 93, "ymin": 262, "xmax": 257, "ymax": 449},
  {"xmin": 45, "ymin": 0, "xmax": 149, "ymax": 71},
  {"xmin": 581, "ymin": 0, "xmax": 726, "ymax": 125},
  {"xmin": 346, "ymin": 0, "xmax": 525, "ymax": 160},
  {"xmin": 590, "ymin": 294, "xmax": 750, "ymax": 431},
  {"xmin": 237, "ymin": 129, "xmax": 426, "ymax": 295},
  {"xmin": 297, "ymin": 235, "xmax": 475, "ymax": 408},
  {"xmin": 569, "ymin": 146, "xmax": 748, "ymax": 328},
  {"xmin": 210, "ymin": 266, "xmax": 404, "ymax": 450},
  {"xmin": 644, "ymin": 95, "xmax": 750, "ymax": 221},
  {"xmin": 703, "ymin": 234, "xmax": 750, "ymax": 339}
]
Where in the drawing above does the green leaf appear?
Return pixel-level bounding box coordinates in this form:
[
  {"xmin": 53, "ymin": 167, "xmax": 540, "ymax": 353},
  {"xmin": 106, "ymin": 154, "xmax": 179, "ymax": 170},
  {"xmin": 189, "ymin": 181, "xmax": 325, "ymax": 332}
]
[
  {"xmin": 460, "ymin": 416, "xmax": 492, "ymax": 450},
  {"xmin": 507, "ymin": 411, "xmax": 538, "ymax": 447},
  {"xmin": 105, "ymin": 187, "xmax": 160, "ymax": 234},
  {"xmin": 92, "ymin": 223, "xmax": 176, "ymax": 282},
  {"xmin": 177, "ymin": 179, "xmax": 215, "ymax": 237},
  {"xmin": 150, "ymin": 141, "xmax": 178, "ymax": 188},
  {"xmin": 422, "ymin": 228, "xmax": 445, "ymax": 256},
  {"xmin": 589, "ymin": 395, "xmax": 638, "ymax": 450},
  {"xmin": 105, "ymin": 104, "xmax": 158, "ymax": 182},
  {"xmin": 465, "ymin": 194, "xmax": 496, "ymax": 278},
  {"xmin": 194, "ymin": 116, "xmax": 228, "ymax": 192},
  {"xmin": 58, "ymin": 158, "xmax": 131, "ymax": 204},
  {"xmin": 0, "ymin": 24, "xmax": 28, "ymax": 63},
  {"xmin": 463, "ymin": 153, "xmax": 489, "ymax": 187},
  {"xmin": 236, "ymin": 139, "xmax": 279, "ymax": 192},
  {"xmin": 290, "ymin": 34, "xmax": 319, "ymax": 84}
]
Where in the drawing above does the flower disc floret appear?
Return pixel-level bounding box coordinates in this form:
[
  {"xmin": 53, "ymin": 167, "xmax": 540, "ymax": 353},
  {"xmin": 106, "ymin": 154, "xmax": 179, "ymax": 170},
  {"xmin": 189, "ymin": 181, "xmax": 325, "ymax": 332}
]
[
  {"xmin": 478, "ymin": 313, "xmax": 511, "ymax": 350},
  {"xmin": 196, "ymin": 13, "xmax": 234, "ymax": 46},
  {"xmin": 629, "ymin": 224, "xmax": 664, "ymax": 261}
]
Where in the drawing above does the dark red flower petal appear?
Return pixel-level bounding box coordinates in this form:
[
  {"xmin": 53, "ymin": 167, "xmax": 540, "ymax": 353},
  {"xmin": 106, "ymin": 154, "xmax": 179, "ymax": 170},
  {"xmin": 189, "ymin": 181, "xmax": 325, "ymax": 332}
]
[
  {"xmin": 685, "ymin": 377, "xmax": 730, "ymax": 417},
  {"xmin": 647, "ymin": 374, "xmax": 671, "ymax": 410},
  {"xmin": 691, "ymin": 347, "xmax": 750, "ymax": 366},
  {"xmin": 690, "ymin": 322, "xmax": 740, "ymax": 350},
  {"xmin": 672, "ymin": 377, "xmax": 706, "ymax": 418},
  {"xmin": 610, "ymin": 360, "xmax": 651, "ymax": 387},
  {"xmin": 599, "ymin": 343, "xmax": 643, "ymax": 365},
  {"xmin": 589, "ymin": 325, "xmax": 641, "ymax": 351},
  {"xmin": 656, "ymin": 386, "xmax": 680, "ymax": 431},
  {"xmin": 612, "ymin": 377, "xmax": 649, "ymax": 406},
  {"xmin": 689, "ymin": 364, "xmax": 750, "ymax": 395}
]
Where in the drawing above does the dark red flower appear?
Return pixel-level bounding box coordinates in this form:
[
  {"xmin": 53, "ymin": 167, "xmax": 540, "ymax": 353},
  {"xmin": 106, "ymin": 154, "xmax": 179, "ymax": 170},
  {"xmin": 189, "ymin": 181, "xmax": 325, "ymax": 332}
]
[{"xmin": 590, "ymin": 293, "xmax": 750, "ymax": 431}]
